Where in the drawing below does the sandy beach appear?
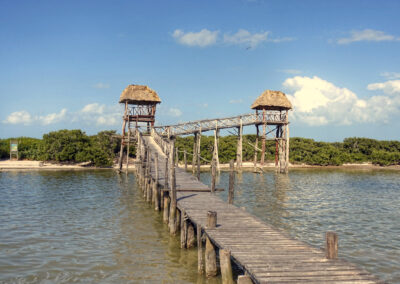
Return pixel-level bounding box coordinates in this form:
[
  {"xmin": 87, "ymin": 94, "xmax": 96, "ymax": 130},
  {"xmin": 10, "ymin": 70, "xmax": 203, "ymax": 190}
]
[{"xmin": 1, "ymin": 159, "xmax": 399, "ymax": 171}]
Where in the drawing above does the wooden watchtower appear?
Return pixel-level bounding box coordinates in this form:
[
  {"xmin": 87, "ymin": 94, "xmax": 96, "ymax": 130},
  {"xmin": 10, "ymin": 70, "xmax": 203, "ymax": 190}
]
[
  {"xmin": 251, "ymin": 90, "xmax": 292, "ymax": 173},
  {"xmin": 118, "ymin": 84, "xmax": 161, "ymax": 171}
]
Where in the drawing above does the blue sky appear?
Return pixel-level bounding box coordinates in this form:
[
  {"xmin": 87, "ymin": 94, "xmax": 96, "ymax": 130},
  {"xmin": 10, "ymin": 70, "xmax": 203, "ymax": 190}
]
[{"xmin": 1, "ymin": 0, "xmax": 400, "ymax": 141}]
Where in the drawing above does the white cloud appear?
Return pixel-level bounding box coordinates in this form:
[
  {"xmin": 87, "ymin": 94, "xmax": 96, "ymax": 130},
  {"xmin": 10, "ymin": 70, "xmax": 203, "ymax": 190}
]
[
  {"xmin": 229, "ymin": 99, "xmax": 243, "ymax": 104},
  {"xmin": 3, "ymin": 110, "xmax": 32, "ymax": 125},
  {"xmin": 93, "ymin": 83, "xmax": 110, "ymax": 89},
  {"xmin": 283, "ymin": 76, "xmax": 400, "ymax": 126},
  {"xmin": 172, "ymin": 29, "xmax": 219, "ymax": 47},
  {"xmin": 37, "ymin": 109, "xmax": 67, "ymax": 125},
  {"xmin": 337, "ymin": 29, "xmax": 400, "ymax": 44},
  {"xmin": 380, "ymin": 72, "xmax": 400, "ymax": 80},
  {"xmin": 223, "ymin": 29, "xmax": 269, "ymax": 48},
  {"xmin": 168, "ymin": 108, "xmax": 182, "ymax": 117},
  {"xmin": 367, "ymin": 80, "xmax": 400, "ymax": 95},
  {"xmin": 78, "ymin": 103, "xmax": 121, "ymax": 126}
]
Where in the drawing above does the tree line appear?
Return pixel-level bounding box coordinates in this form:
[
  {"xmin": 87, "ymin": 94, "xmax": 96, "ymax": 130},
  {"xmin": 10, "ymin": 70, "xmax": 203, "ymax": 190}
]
[{"xmin": 1, "ymin": 129, "xmax": 399, "ymax": 167}]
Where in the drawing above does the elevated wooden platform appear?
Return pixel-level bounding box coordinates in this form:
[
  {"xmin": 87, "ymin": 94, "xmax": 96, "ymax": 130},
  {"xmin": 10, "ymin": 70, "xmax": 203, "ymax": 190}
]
[{"xmin": 138, "ymin": 135, "xmax": 381, "ymax": 283}]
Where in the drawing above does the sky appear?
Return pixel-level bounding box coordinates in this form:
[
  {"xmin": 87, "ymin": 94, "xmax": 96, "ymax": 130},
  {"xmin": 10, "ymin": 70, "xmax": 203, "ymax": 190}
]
[{"xmin": 1, "ymin": 0, "xmax": 400, "ymax": 141}]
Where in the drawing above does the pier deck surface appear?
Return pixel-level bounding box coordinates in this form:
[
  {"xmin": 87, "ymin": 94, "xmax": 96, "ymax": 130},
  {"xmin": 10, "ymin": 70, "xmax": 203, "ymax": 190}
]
[{"xmin": 143, "ymin": 136, "xmax": 381, "ymax": 283}]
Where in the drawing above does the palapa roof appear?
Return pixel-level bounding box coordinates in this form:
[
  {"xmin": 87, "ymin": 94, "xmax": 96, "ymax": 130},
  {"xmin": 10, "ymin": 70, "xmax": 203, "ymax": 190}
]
[
  {"xmin": 119, "ymin": 84, "xmax": 161, "ymax": 104},
  {"xmin": 251, "ymin": 90, "xmax": 292, "ymax": 110}
]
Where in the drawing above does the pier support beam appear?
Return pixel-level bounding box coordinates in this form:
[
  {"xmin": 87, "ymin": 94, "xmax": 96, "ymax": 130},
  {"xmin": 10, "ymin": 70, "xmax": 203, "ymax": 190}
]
[
  {"xmin": 213, "ymin": 127, "xmax": 220, "ymax": 173},
  {"xmin": 192, "ymin": 132, "xmax": 198, "ymax": 175},
  {"xmin": 220, "ymin": 249, "xmax": 234, "ymax": 284},
  {"xmin": 236, "ymin": 118, "xmax": 243, "ymax": 171},
  {"xmin": 205, "ymin": 236, "xmax": 217, "ymax": 277},
  {"xmin": 169, "ymin": 147, "xmax": 178, "ymax": 235},
  {"xmin": 197, "ymin": 224, "xmax": 204, "ymax": 274},
  {"xmin": 253, "ymin": 125, "xmax": 259, "ymax": 172},
  {"xmin": 228, "ymin": 160, "xmax": 235, "ymax": 204},
  {"xmin": 261, "ymin": 109, "xmax": 266, "ymax": 166},
  {"xmin": 118, "ymin": 102, "xmax": 128, "ymax": 171},
  {"xmin": 196, "ymin": 130, "xmax": 201, "ymax": 180}
]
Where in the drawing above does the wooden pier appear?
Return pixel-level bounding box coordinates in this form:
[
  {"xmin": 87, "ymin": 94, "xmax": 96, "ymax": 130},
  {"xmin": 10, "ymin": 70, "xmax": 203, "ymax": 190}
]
[{"xmin": 133, "ymin": 131, "xmax": 382, "ymax": 284}]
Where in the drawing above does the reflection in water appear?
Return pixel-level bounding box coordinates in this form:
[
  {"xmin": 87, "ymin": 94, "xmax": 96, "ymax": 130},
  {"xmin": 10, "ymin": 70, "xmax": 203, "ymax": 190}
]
[
  {"xmin": 201, "ymin": 168, "xmax": 400, "ymax": 283},
  {"xmin": 0, "ymin": 171, "xmax": 222, "ymax": 283},
  {"xmin": 1, "ymin": 169, "xmax": 399, "ymax": 283}
]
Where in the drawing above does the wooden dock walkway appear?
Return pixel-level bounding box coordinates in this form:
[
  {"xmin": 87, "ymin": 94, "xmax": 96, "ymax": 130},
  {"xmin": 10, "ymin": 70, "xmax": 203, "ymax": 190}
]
[{"xmin": 136, "ymin": 134, "xmax": 381, "ymax": 283}]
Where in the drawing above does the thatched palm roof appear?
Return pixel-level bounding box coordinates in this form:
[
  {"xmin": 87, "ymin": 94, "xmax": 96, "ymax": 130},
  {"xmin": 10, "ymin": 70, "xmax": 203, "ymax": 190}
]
[
  {"xmin": 251, "ymin": 90, "xmax": 292, "ymax": 110},
  {"xmin": 119, "ymin": 84, "xmax": 161, "ymax": 104}
]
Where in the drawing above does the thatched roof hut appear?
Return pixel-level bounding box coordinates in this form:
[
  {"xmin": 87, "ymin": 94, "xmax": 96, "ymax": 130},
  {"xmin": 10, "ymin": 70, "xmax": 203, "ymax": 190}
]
[
  {"xmin": 251, "ymin": 90, "xmax": 292, "ymax": 110},
  {"xmin": 119, "ymin": 84, "xmax": 161, "ymax": 104}
]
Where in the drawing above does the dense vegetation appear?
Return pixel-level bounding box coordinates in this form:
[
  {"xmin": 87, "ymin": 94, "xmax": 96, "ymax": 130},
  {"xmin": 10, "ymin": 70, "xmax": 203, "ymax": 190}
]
[
  {"xmin": 0, "ymin": 129, "xmax": 122, "ymax": 167},
  {"xmin": 1, "ymin": 131, "xmax": 399, "ymax": 167},
  {"xmin": 174, "ymin": 135, "xmax": 400, "ymax": 166}
]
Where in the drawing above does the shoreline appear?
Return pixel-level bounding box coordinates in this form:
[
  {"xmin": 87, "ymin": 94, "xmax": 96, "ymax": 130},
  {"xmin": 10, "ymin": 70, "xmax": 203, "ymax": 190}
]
[{"xmin": 1, "ymin": 160, "xmax": 399, "ymax": 171}]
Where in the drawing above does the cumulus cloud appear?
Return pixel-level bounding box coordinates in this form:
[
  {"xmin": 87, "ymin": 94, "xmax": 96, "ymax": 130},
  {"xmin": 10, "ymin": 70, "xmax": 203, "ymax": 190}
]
[
  {"xmin": 3, "ymin": 110, "xmax": 32, "ymax": 125},
  {"xmin": 337, "ymin": 29, "xmax": 400, "ymax": 44},
  {"xmin": 37, "ymin": 109, "xmax": 67, "ymax": 125},
  {"xmin": 172, "ymin": 28, "xmax": 292, "ymax": 48},
  {"xmin": 172, "ymin": 29, "xmax": 219, "ymax": 47},
  {"xmin": 367, "ymin": 80, "xmax": 400, "ymax": 95},
  {"xmin": 283, "ymin": 76, "xmax": 400, "ymax": 125},
  {"xmin": 78, "ymin": 103, "xmax": 121, "ymax": 126},
  {"xmin": 223, "ymin": 29, "xmax": 269, "ymax": 48},
  {"xmin": 380, "ymin": 72, "xmax": 400, "ymax": 80},
  {"xmin": 3, "ymin": 109, "xmax": 67, "ymax": 125}
]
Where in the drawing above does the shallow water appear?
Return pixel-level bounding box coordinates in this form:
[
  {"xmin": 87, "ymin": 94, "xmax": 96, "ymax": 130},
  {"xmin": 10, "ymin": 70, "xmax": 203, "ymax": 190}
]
[{"xmin": 0, "ymin": 169, "xmax": 399, "ymax": 283}]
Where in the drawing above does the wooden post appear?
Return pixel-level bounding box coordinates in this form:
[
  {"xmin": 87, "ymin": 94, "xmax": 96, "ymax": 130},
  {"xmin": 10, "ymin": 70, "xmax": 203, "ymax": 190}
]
[
  {"xmin": 126, "ymin": 121, "xmax": 130, "ymax": 172},
  {"xmin": 181, "ymin": 210, "xmax": 187, "ymax": 249},
  {"xmin": 169, "ymin": 151, "xmax": 178, "ymax": 235},
  {"xmin": 211, "ymin": 159, "xmax": 216, "ymax": 193},
  {"xmin": 213, "ymin": 127, "xmax": 220, "ymax": 173},
  {"xmin": 197, "ymin": 223, "xmax": 204, "ymax": 274},
  {"xmin": 260, "ymin": 108, "xmax": 266, "ymax": 166},
  {"xmin": 220, "ymin": 249, "xmax": 234, "ymax": 284},
  {"xmin": 164, "ymin": 156, "xmax": 169, "ymax": 192},
  {"xmin": 228, "ymin": 160, "xmax": 235, "ymax": 204},
  {"xmin": 175, "ymin": 147, "xmax": 179, "ymax": 167},
  {"xmin": 285, "ymin": 110, "xmax": 290, "ymax": 174},
  {"xmin": 154, "ymin": 153, "xmax": 160, "ymax": 211},
  {"xmin": 146, "ymin": 150, "xmax": 152, "ymax": 202},
  {"xmin": 192, "ymin": 132, "xmax": 197, "ymax": 174},
  {"xmin": 186, "ymin": 223, "xmax": 196, "ymax": 248},
  {"xmin": 236, "ymin": 118, "xmax": 243, "ymax": 171},
  {"xmin": 184, "ymin": 150, "xmax": 187, "ymax": 171},
  {"xmin": 205, "ymin": 235, "xmax": 217, "ymax": 277},
  {"xmin": 254, "ymin": 125, "xmax": 259, "ymax": 172},
  {"xmin": 163, "ymin": 195, "xmax": 170, "ymax": 224},
  {"xmin": 237, "ymin": 275, "xmax": 253, "ymax": 284},
  {"xmin": 196, "ymin": 130, "xmax": 201, "ymax": 180},
  {"xmin": 326, "ymin": 232, "xmax": 338, "ymax": 259},
  {"xmin": 118, "ymin": 102, "xmax": 128, "ymax": 171},
  {"xmin": 207, "ymin": 211, "xmax": 217, "ymax": 228}
]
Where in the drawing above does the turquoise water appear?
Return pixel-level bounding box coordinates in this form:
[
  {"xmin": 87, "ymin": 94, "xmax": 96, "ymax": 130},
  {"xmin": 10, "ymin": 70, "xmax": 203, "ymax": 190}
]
[{"xmin": 0, "ymin": 169, "xmax": 399, "ymax": 283}]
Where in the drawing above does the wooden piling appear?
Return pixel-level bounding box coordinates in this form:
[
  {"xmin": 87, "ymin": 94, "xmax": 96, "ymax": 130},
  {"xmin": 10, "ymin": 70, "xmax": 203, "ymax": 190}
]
[
  {"xmin": 237, "ymin": 275, "xmax": 253, "ymax": 284},
  {"xmin": 126, "ymin": 122, "xmax": 130, "ymax": 172},
  {"xmin": 163, "ymin": 195, "xmax": 170, "ymax": 224},
  {"xmin": 211, "ymin": 159, "xmax": 216, "ymax": 193},
  {"xmin": 253, "ymin": 125, "xmax": 259, "ymax": 172},
  {"xmin": 169, "ymin": 153, "xmax": 178, "ymax": 235},
  {"xmin": 117, "ymin": 102, "xmax": 128, "ymax": 171},
  {"xmin": 154, "ymin": 153, "xmax": 160, "ymax": 211},
  {"xmin": 236, "ymin": 118, "xmax": 243, "ymax": 171},
  {"xmin": 213, "ymin": 127, "xmax": 220, "ymax": 173},
  {"xmin": 205, "ymin": 235, "xmax": 217, "ymax": 277},
  {"xmin": 187, "ymin": 222, "xmax": 196, "ymax": 248},
  {"xmin": 228, "ymin": 160, "xmax": 235, "ymax": 204},
  {"xmin": 220, "ymin": 249, "xmax": 234, "ymax": 284},
  {"xmin": 184, "ymin": 150, "xmax": 187, "ymax": 171},
  {"xmin": 181, "ymin": 210, "xmax": 187, "ymax": 249},
  {"xmin": 261, "ymin": 108, "xmax": 266, "ymax": 166},
  {"xmin": 196, "ymin": 130, "xmax": 201, "ymax": 180},
  {"xmin": 192, "ymin": 132, "xmax": 197, "ymax": 175},
  {"xmin": 175, "ymin": 147, "xmax": 179, "ymax": 167},
  {"xmin": 207, "ymin": 211, "xmax": 217, "ymax": 228},
  {"xmin": 197, "ymin": 223, "xmax": 204, "ymax": 274},
  {"xmin": 285, "ymin": 119, "xmax": 290, "ymax": 174},
  {"xmin": 326, "ymin": 232, "xmax": 338, "ymax": 259}
]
